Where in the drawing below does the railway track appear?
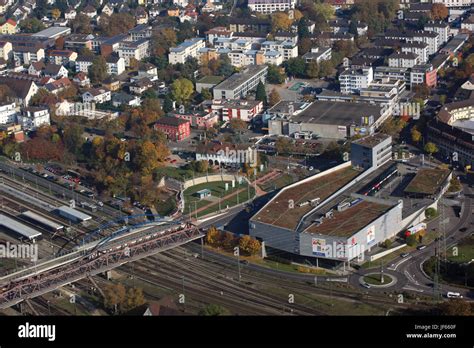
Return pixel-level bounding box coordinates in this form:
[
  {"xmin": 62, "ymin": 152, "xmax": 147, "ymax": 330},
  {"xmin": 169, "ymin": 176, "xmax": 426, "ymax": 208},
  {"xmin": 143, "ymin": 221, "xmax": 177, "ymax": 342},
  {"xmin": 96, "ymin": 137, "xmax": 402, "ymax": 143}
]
[{"xmin": 123, "ymin": 254, "xmax": 321, "ymax": 315}]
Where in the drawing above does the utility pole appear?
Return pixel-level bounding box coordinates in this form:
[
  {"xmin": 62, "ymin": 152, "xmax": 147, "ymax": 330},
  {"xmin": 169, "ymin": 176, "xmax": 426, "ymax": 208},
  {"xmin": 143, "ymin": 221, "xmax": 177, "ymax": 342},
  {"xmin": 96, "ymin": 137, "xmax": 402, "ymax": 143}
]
[
  {"xmin": 200, "ymin": 237, "xmax": 204, "ymax": 260},
  {"xmin": 381, "ymin": 258, "xmax": 384, "ymax": 284},
  {"xmin": 234, "ymin": 247, "xmax": 241, "ymax": 282}
]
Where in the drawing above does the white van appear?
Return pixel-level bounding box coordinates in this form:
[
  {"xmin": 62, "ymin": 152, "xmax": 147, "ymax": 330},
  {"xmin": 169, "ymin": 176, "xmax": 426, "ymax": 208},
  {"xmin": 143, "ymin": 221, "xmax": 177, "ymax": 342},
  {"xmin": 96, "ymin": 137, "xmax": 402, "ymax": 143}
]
[{"xmin": 446, "ymin": 292, "xmax": 463, "ymax": 299}]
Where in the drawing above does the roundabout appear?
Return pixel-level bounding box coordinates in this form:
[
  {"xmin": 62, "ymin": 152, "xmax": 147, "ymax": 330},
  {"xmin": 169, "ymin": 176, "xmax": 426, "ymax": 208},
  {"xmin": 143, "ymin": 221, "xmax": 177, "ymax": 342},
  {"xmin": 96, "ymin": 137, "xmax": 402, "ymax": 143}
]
[{"xmin": 362, "ymin": 273, "xmax": 395, "ymax": 287}]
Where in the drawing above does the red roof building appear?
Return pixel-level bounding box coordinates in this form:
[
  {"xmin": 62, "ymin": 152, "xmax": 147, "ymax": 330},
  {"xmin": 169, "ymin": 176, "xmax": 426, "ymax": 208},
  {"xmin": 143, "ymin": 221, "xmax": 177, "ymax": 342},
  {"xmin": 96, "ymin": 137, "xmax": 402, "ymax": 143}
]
[{"xmin": 154, "ymin": 116, "xmax": 191, "ymax": 141}]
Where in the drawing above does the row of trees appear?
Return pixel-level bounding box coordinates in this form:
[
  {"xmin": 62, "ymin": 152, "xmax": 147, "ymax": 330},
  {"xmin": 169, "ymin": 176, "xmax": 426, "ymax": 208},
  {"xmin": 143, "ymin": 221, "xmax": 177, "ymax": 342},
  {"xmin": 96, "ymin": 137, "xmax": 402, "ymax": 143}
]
[
  {"xmin": 205, "ymin": 227, "xmax": 261, "ymax": 256},
  {"xmin": 103, "ymin": 284, "xmax": 145, "ymax": 314}
]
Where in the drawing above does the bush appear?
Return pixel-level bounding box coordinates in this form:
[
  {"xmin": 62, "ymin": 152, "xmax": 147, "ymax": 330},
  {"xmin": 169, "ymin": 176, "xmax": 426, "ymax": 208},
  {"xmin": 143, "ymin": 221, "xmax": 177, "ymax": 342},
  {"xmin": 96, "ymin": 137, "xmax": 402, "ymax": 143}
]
[
  {"xmin": 425, "ymin": 207, "xmax": 437, "ymax": 219},
  {"xmin": 406, "ymin": 234, "xmax": 417, "ymax": 247},
  {"xmin": 382, "ymin": 239, "xmax": 392, "ymax": 249}
]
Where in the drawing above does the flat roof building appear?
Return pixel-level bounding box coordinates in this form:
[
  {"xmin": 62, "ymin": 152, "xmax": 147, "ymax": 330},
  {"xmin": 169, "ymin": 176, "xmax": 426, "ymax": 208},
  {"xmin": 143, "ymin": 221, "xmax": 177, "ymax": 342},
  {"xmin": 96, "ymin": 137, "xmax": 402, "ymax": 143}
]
[
  {"xmin": 213, "ymin": 65, "xmax": 268, "ymax": 100},
  {"xmin": 268, "ymin": 100, "xmax": 386, "ymax": 139},
  {"xmin": 32, "ymin": 26, "xmax": 72, "ymax": 39}
]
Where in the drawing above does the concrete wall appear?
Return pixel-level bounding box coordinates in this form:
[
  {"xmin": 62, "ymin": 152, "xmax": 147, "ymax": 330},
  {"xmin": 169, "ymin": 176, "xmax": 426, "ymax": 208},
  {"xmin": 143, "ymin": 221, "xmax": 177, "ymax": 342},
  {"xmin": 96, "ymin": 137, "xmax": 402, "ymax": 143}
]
[{"xmin": 182, "ymin": 174, "xmax": 246, "ymax": 190}]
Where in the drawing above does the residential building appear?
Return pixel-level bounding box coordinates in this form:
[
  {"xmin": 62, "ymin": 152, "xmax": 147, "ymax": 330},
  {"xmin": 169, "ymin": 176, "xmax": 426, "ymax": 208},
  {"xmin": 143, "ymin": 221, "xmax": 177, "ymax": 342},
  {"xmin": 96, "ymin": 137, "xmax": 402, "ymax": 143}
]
[
  {"xmin": 13, "ymin": 46, "xmax": 45, "ymax": 65},
  {"xmin": 410, "ymin": 64, "xmax": 437, "ymax": 88},
  {"xmin": 154, "ymin": 116, "xmax": 191, "ymax": 141},
  {"xmin": 73, "ymin": 72, "xmax": 90, "ymax": 87},
  {"xmin": 17, "ymin": 106, "xmax": 50, "ymax": 130},
  {"xmin": 424, "ymin": 21, "xmax": 450, "ymax": 44},
  {"xmin": 64, "ymin": 34, "xmax": 94, "ymax": 51},
  {"xmin": 112, "ymin": 92, "xmax": 141, "ymax": 107},
  {"xmin": 117, "ymin": 38, "xmax": 150, "ymax": 66},
  {"xmin": 400, "ymin": 42, "xmax": 429, "ymax": 63},
  {"xmin": 47, "ymin": 49, "xmax": 78, "ymax": 66},
  {"xmin": 82, "ymin": 88, "xmax": 111, "ymax": 104},
  {"xmin": 388, "ymin": 52, "xmax": 419, "ymax": 68},
  {"xmin": 247, "ymin": 0, "xmax": 297, "ymax": 14},
  {"xmin": 302, "ymin": 46, "xmax": 332, "ymax": 63},
  {"xmin": 211, "ymin": 99, "xmax": 263, "ymax": 122},
  {"xmin": 106, "ymin": 55, "xmax": 125, "ymax": 75},
  {"xmin": 168, "ymin": 38, "xmax": 205, "ymax": 64},
  {"xmin": 0, "ymin": 102, "xmax": 17, "ymax": 125},
  {"xmin": 213, "ymin": 65, "xmax": 268, "ymax": 100},
  {"xmin": 172, "ymin": 111, "xmax": 219, "ymax": 128},
  {"xmin": 0, "ymin": 77, "xmax": 38, "ymax": 106},
  {"xmin": 339, "ymin": 67, "xmax": 374, "ymax": 94},
  {"xmin": 384, "ymin": 30, "xmax": 440, "ymax": 55},
  {"xmin": 0, "ymin": 19, "xmax": 17, "ymax": 34},
  {"xmin": 261, "ymin": 40, "xmax": 298, "ymax": 60},
  {"xmin": 83, "ymin": 5, "xmax": 97, "ymax": 18},
  {"xmin": 64, "ymin": 8, "xmax": 77, "ymax": 20},
  {"xmin": 0, "ymin": 41, "xmax": 12, "ymax": 61},
  {"xmin": 75, "ymin": 55, "xmax": 94, "ymax": 73},
  {"xmin": 432, "ymin": 0, "xmax": 472, "ymax": 8},
  {"xmin": 43, "ymin": 63, "xmax": 69, "ymax": 79},
  {"xmin": 129, "ymin": 78, "xmax": 153, "ymax": 94}
]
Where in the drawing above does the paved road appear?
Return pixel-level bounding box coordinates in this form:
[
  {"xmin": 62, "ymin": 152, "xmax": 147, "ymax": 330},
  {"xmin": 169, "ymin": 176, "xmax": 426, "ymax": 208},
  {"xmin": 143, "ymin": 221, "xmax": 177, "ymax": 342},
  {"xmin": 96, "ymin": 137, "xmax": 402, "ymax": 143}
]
[{"xmin": 351, "ymin": 182, "xmax": 473, "ymax": 299}]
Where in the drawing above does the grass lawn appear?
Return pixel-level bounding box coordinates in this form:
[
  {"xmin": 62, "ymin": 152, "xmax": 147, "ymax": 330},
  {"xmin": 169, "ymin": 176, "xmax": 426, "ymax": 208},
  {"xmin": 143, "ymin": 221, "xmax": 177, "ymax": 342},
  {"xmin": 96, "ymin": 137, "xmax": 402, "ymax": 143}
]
[
  {"xmin": 259, "ymin": 173, "xmax": 294, "ymax": 192},
  {"xmin": 447, "ymin": 236, "xmax": 474, "ymax": 264},
  {"xmin": 363, "ymin": 273, "xmax": 392, "ymax": 285},
  {"xmin": 184, "ymin": 180, "xmax": 255, "ymax": 218},
  {"xmin": 155, "ymin": 166, "xmax": 194, "ymax": 181}
]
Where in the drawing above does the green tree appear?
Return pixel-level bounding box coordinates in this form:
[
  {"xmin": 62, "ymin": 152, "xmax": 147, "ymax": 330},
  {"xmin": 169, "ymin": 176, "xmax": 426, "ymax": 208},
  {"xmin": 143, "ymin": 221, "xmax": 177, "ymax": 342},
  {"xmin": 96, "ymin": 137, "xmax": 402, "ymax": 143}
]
[
  {"xmin": 268, "ymin": 88, "xmax": 281, "ymax": 107},
  {"xmin": 255, "ymin": 81, "xmax": 267, "ymax": 104},
  {"xmin": 284, "ymin": 57, "xmax": 306, "ymax": 77},
  {"xmin": 163, "ymin": 95, "xmax": 174, "ymax": 113},
  {"xmin": 229, "ymin": 118, "xmax": 247, "ymax": 134},
  {"xmin": 313, "ymin": 2, "xmax": 334, "ymax": 21},
  {"xmin": 431, "ymin": 3, "xmax": 448, "ymax": 20},
  {"xmin": 439, "ymin": 95, "xmax": 447, "ymax": 105},
  {"xmin": 199, "ymin": 304, "xmax": 229, "ymax": 316},
  {"xmin": 99, "ymin": 13, "xmax": 136, "ymax": 36},
  {"xmin": 171, "ymin": 78, "xmax": 194, "ymax": 105},
  {"xmin": 266, "ymin": 64, "xmax": 286, "ymax": 84},
  {"xmin": 411, "ymin": 127, "xmax": 422, "ymax": 143},
  {"xmin": 19, "ymin": 18, "xmax": 45, "ymax": 33},
  {"xmin": 71, "ymin": 13, "xmax": 92, "ymax": 34},
  {"xmin": 425, "ymin": 207, "xmax": 437, "ymax": 219},
  {"xmin": 200, "ymin": 88, "xmax": 212, "ymax": 100},
  {"xmin": 88, "ymin": 55, "xmax": 109, "ymax": 84},
  {"xmin": 424, "ymin": 142, "xmax": 438, "ymax": 157},
  {"xmin": 63, "ymin": 123, "xmax": 84, "ymax": 156},
  {"xmin": 318, "ymin": 60, "xmax": 333, "ymax": 78},
  {"xmin": 305, "ymin": 60, "xmax": 320, "ymax": 78},
  {"xmin": 406, "ymin": 234, "xmax": 417, "ymax": 247},
  {"xmin": 103, "ymin": 284, "xmax": 127, "ymax": 314},
  {"xmin": 205, "ymin": 226, "xmax": 221, "ymax": 246},
  {"xmin": 124, "ymin": 287, "xmax": 145, "ymax": 311}
]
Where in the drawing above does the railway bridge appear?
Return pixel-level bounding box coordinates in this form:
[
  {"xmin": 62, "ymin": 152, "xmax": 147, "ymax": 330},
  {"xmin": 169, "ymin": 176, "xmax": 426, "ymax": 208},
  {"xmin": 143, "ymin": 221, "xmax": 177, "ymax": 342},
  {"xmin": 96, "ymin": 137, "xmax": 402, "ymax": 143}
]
[{"xmin": 0, "ymin": 220, "xmax": 203, "ymax": 309}]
